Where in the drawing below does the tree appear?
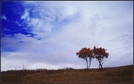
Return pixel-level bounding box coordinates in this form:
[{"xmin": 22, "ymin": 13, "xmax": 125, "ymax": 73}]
[
  {"xmin": 76, "ymin": 48, "xmax": 93, "ymax": 69},
  {"xmin": 92, "ymin": 46, "xmax": 109, "ymax": 71}
]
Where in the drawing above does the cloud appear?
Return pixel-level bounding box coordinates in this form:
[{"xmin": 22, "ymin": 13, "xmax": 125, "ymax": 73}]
[
  {"xmin": 1, "ymin": 1, "xmax": 133, "ymax": 71},
  {"xmin": 1, "ymin": 15, "xmax": 7, "ymax": 20},
  {"xmin": 21, "ymin": 9, "xmax": 29, "ymax": 20}
]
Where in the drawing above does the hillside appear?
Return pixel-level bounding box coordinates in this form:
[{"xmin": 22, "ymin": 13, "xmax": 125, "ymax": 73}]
[{"xmin": 1, "ymin": 65, "xmax": 133, "ymax": 83}]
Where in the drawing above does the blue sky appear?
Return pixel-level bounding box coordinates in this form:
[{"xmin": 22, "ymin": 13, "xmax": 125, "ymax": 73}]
[{"xmin": 1, "ymin": 1, "xmax": 133, "ymax": 71}]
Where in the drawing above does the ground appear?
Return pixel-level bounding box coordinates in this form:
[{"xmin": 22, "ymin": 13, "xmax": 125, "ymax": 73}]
[{"xmin": 1, "ymin": 65, "xmax": 133, "ymax": 84}]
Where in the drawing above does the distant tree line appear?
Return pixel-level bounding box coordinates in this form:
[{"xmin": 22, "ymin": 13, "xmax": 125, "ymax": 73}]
[{"xmin": 76, "ymin": 46, "xmax": 109, "ymax": 71}]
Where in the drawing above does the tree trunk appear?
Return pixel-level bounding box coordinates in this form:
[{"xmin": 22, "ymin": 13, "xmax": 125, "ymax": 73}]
[
  {"xmin": 99, "ymin": 61, "xmax": 103, "ymax": 71},
  {"xmin": 86, "ymin": 60, "xmax": 88, "ymax": 69},
  {"xmin": 88, "ymin": 58, "xmax": 92, "ymax": 68},
  {"xmin": 89, "ymin": 61, "xmax": 91, "ymax": 68},
  {"xmin": 85, "ymin": 58, "xmax": 89, "ymax": 69}
]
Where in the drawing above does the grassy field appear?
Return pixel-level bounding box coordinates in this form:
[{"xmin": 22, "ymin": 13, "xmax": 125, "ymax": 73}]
[{"xmin": 1, "ymin": 65, "xmax": 133, "ymax": 83}]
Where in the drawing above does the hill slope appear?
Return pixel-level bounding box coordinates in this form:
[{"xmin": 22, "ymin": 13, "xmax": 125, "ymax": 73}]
[{"xmin": 1, "ymin": 65, "xmax": 133, "ymax": 83}]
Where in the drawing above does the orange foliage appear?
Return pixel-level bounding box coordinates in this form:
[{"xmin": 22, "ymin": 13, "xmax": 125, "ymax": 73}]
[
  {"xmin": 76, "ymin": 46, "xmax": 109, "ymax": 70},
  {"xmin": 93, "ymin": 46, "xmax": 109, "ymax": 59},
  {"xmin": 76, "ymin": 47, "xmax": 93, "ymax": 59}
]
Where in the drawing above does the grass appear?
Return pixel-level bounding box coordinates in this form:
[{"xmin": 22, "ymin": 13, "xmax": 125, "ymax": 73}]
[{"xmin": 1, "ymin": 65, "xmax": 133, "ymax": 83}]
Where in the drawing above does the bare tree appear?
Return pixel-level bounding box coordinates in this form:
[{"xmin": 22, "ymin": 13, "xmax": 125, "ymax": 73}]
[{"xmin": 22, "ymin": 63, "xmax": 27, "ymax": 70}]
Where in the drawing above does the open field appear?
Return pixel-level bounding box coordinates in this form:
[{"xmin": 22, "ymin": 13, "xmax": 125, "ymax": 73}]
[{"xmin": 1, "ymin": 65, "xmax": 133, "ymax": 83}]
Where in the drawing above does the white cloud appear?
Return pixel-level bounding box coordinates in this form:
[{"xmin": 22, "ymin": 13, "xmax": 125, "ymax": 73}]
[
  {"xmin": 1, "ymin": 15, "xmax": 7, "ymax": 20},
  {"xmin": 1, "ymin": 1, "xmax": 133, "ymax": 71},
  {"xmin": 21, "ymin": 9, "xmax": 29, "ymax": 21},
  {"xmin": 1, "ymin": 52, "xmax": 29, "ymax": 71}
]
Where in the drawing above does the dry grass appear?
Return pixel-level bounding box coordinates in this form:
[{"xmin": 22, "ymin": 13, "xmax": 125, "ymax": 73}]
[{"xmin": 1, "ymin": 65, "xmax": 133, "ymax": 83}]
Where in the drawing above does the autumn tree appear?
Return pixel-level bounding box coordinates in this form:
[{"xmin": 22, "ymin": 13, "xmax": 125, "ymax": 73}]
[
  {"xmin": 76, "ymin": 48, "xmax": 93, "ymax": 69},
  {"xmin": 92, "ymin": 46, "xmax": 109, "ymax": 71}
]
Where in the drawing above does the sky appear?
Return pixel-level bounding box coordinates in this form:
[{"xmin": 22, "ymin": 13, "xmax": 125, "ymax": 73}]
[{"xmin": 1, "ymin": 1, "xmax": 133, "ymax": 71}]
